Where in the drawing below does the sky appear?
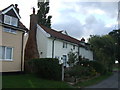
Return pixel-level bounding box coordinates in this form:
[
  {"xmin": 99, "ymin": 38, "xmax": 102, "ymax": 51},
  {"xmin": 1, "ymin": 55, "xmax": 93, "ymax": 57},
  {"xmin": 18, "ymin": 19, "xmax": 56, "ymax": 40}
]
[{"xmin": 0, "ymin": 0, "xmax": 119, "ymax": 41}]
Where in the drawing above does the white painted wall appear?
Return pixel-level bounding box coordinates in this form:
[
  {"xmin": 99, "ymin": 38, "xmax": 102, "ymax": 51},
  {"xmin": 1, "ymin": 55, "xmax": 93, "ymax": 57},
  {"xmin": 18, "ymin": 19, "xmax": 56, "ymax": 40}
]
[
  {"xmin": 37, "ymin": 25, "xmax": 93, "ymax": 67},
  {"xmin": 46, "ymin": 38, "xmax": 79, "ymax": 67},
  {"xmin": 79, "ymin": 47, "xmax": 93, "ymax": 60},
  {"xmin": 36, "ymin": 25, "xmax": 49, "ymax": 58}
]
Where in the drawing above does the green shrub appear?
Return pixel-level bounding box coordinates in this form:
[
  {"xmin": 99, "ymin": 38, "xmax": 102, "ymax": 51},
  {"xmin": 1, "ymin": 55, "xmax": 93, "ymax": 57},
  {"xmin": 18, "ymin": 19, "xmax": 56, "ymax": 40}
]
[
  {"xmin": 78, "ymin": 60, "xmax": 107, "ymax": 75},
  {"xmin": 27, "ymin": 58, "xmax": 62, "ymax": 81},
  {"xmin": 90, "ymin": 61, "xmax": 107, "ymax": 75},
  {"xmin": 65, "ymin": 65, "xmax": 96, "ymax": 79}
]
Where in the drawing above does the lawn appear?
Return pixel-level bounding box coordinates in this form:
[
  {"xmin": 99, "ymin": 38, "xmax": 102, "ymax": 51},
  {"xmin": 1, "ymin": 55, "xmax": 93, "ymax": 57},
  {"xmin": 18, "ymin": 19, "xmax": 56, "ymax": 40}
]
[
  {"xmin": 2, "ymin": 74, "xmax": 73, "ymax": 88},
  {"xmin": 2, "ymin": 72, "xmax": 113, "ymax": 88}
]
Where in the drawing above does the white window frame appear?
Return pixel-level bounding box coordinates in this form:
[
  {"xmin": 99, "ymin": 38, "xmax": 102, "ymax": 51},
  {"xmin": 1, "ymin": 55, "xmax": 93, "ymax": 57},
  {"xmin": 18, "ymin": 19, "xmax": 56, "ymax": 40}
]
[
  {"xmin": 63, "ymin": 42, "xmax": 67, "ymax": 48},
  {"xmin": 62, "ymin": 55, "xmax": 67, "ymax": 67},
  {"xmin": 73, "ymin": 45, "xmax": 75, "ymax": 49},
  {"xmin": 4, "ymin": 15, "xmax": 18, "ymax": 27},
  {"xmin": 3, "ymin": 27, "xmax": 17, "ymax": 34},
  {"xmin": 0, "ymin": 46, "xmax": 13, "ymax": 61}
]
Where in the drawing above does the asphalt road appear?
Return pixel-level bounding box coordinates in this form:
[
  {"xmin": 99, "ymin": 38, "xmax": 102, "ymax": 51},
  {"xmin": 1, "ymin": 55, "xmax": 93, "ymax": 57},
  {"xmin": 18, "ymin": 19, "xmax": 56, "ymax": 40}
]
[{"xmin": 84, "ymin": 72, "xmax": 119, "ymax": 89}]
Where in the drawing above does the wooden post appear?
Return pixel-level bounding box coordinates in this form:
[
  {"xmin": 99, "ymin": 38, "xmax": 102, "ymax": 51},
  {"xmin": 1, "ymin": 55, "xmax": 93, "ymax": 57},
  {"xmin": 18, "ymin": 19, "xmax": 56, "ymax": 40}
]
[{"xmin": 62, "ymin": 64, "xmax": 64, "ymax": 81}]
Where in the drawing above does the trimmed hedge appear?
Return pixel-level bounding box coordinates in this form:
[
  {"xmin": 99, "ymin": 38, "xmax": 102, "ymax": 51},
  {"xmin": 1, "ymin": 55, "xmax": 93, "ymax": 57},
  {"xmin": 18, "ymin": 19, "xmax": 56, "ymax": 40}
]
[{"xmin": 27, "ymin": 58, "xmax": 62, "ymax": 81}]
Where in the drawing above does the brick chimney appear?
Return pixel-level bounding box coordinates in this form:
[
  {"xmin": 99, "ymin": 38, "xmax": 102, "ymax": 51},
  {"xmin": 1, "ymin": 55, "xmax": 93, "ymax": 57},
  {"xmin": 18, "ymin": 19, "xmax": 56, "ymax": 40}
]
[
  {"xmin": 14, "ymin": 4, "xmax": 19, "ymax": 14},
  {"xmin": 24, "ymin": 8, "xmax": 39, "ymax": 61}
]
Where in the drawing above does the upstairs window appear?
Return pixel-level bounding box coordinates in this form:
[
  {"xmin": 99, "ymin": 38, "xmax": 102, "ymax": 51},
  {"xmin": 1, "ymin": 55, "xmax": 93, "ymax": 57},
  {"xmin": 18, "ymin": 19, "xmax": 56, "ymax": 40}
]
[
  {"xmin": 73, "ymin": 45, "xmax": 75, "ymax": 49},
  {"xmin": 63, "ymin": 42, "xmax": 67, "ymax": 48},
  {"xmin": 4, "ymin": 15, "xmax": 18, "ymax": 27}
]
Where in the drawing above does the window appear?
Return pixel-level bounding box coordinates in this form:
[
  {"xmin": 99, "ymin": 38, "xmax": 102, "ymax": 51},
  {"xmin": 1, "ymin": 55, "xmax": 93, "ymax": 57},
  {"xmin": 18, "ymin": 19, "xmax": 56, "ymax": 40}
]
[
  {"xmin": 11, "ymin": 17, "xmax": 18, "ymax": 26},
  {"xmin": 73, "ymin": 45, "xmax": 75, "ymax": 49},
  {"xmin": 4, "ymin": 15, "xmax": 18, "ymax": 27},
  {"xmin": 0, "ymin": 46, "xmax": 13, "ymax": 61},
  {"xmin": 63, "ymin": 42, "xmax": 67, "ymax": 48},
  {"xmin": 63, "ymin": 55, "xmax": 67, "ymax": 67},
  {"xmin": 3, "ymin": 27, "xmax": 17, "ymax": 34},
  {"xmin": 4, "ymin": 15, "xmax": 11, "ymax": 25}
]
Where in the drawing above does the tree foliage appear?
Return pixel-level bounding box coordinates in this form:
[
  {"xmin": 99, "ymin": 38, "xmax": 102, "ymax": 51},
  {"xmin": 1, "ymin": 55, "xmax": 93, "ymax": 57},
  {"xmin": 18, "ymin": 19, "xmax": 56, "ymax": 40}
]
[
  {"xmin": 37, "ymin": 0, "xmax": 52, "ymax": 28},
  {"xmin": 109, "ymin": 29, "xmax": 120, "ymax": 63},
  {"xmin": 88, "ymin": 35, "xmax": 115, "ymax": 71},
  {"xmin": 67, "ymin": 50, "xmax": 78, "ymax": 67}
]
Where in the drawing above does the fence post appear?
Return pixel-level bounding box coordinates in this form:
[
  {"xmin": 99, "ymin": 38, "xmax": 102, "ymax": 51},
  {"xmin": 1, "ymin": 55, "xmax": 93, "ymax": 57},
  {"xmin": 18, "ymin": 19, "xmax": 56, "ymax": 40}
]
[{"xmin": 62, "ymin": 64, "xmax": 64, "ymax": 81}]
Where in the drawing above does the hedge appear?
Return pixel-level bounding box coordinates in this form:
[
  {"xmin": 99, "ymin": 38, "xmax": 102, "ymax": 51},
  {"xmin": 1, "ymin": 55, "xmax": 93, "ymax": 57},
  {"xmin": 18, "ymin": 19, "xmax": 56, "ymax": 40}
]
[
  {"xmin": 79, "ymin": 60, "xmax": 107, "ymax": 75},
  {"xmin": 27, "ymin": 58, "xmax": 62, "ymax": 81}
]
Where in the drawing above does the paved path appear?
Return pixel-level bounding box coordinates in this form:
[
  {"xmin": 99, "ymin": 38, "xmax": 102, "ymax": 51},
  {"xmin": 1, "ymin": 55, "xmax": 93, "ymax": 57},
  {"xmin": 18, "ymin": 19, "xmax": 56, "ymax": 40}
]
[{"xmin": 85, "ymin": 72, "xmax": 119, "ymax": 88}]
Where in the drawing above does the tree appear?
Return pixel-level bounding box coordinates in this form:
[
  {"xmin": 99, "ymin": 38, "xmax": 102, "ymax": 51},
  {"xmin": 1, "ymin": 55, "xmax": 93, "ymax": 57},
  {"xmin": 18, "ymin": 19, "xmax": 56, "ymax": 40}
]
[
  {"xmin": 37, "ymin": 0, "xmax": 52, "ymax": 28},
  {"xmin": 88, "ymin": 35, "xmax": 115, "ymax": 71},
  {"xmin": 67, "ymin": 50, "xmax": 78, "ymax": 67},
  {"xmin": 109, "ymin": 29, "xmax": 120, "ymax": 63}
]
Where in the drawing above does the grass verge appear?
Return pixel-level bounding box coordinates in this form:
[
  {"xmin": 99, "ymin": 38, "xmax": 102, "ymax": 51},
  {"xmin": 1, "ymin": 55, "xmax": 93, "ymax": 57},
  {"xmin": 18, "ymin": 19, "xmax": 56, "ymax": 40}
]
[
  {"xmin": 2, "ymin": 74, "xmax": 73, "ymax": 88},
  {"xmin": 74, "ymin": 72, "xmax": 113, "ymax": 88}
]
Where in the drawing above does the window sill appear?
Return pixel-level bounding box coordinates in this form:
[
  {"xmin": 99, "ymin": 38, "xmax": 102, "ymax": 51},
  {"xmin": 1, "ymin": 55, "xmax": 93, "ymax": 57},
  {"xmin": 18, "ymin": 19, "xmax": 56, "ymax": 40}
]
[
  {"xmin": 0, "ymin": 60, "xmax": 13, "ymax": 62},
  {"xmin": 3, "ymin": 31, "xmax": 17, "ymax": 35}
]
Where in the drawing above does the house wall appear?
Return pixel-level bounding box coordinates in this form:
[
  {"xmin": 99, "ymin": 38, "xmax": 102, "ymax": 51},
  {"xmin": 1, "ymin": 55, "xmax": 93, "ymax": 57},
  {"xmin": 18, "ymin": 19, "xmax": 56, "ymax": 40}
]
[
  {"xmin": 0, "ymin": 25, "xmax": 23, "ymax": 72},
  {"xmin": 46, "ymin": 38, "xmax": 79, "ymax": 67},
  {"xmin": 36, "ymin": 25, "xmax": 93, "ymax": 67},
  {"xmin": 79, "ymin": 47, "xmax": 93, "ymax": 60},
  {"xmin": 36, "ymin": 25, "xmax": 48, "ymax": 58},
  {"xmin": 0, "ymin": 25, "xmax": 2, "ymax": 72}
]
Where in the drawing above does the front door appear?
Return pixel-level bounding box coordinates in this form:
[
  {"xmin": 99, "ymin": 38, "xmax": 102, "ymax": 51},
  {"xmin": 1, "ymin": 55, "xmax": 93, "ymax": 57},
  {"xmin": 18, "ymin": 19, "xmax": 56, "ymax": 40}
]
[{"xmin": 63, "ymin": 55, "xmax": 67, "ymax": 67}]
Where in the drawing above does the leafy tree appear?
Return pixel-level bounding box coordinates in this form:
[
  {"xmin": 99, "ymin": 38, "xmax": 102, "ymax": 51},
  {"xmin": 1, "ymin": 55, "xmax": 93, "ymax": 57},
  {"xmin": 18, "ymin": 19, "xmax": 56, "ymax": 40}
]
[
  {"xmin": 67, "ymin": 50, "xmax": 78, "ymax": 67},
  {"xmin": 109, "ymin": 29, "xmax": 120, "ymax": 63},
  {"xmin": 37, "ymin": 0, "xmax": 52, "ymax": 28},
  {"xmin": 88, "ymin": 35, "xmax": 115, "ymax": 71}
]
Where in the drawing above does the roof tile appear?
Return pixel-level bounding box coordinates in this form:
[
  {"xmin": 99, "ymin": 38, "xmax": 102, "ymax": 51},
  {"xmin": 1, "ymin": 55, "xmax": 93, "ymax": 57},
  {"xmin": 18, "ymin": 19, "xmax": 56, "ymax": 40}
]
[{"xmin": 39, "ymin": 25, "xmax": 81, "ymax": 45}]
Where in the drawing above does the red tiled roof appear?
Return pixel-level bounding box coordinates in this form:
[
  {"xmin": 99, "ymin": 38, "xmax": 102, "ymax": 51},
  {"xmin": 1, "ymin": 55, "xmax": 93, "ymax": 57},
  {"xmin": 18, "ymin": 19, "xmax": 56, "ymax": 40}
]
[{"xmin": 39, "ymin": 25, "xmax": 81, "ymax": 45}]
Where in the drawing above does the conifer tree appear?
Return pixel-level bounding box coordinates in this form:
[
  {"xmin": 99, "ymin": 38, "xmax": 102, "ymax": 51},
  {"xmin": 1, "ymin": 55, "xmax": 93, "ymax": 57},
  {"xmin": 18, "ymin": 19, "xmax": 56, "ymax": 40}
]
[{"xmin": 37, "ymin": 0, "xmax": 52, "ymax": 28}]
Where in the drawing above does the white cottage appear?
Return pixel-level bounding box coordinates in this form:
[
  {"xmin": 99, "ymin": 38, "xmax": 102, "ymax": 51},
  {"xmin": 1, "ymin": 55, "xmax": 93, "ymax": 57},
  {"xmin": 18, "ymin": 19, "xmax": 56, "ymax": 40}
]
[{"xmin": 29, "ymin": 12, "xmax": 93, "ymax": 67}]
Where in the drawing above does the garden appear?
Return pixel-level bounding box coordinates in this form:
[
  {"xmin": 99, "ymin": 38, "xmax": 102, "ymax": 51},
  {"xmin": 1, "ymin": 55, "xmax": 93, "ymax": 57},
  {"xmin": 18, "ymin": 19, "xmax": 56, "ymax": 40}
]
[{"xmin": 2, "ymin": 56, "xmax": 113, "ymax": 88}]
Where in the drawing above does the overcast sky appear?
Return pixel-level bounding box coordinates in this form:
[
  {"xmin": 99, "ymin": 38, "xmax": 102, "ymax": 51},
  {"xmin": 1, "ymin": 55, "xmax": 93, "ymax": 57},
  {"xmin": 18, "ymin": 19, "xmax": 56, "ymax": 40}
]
[{"xmin": 0, "ymin": 0, "xmax": 119, "ymax": 41}]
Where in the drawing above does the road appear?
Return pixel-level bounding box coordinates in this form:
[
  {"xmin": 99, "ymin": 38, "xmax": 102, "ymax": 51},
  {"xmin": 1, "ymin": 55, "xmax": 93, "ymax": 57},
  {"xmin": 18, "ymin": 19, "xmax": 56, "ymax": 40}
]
[{"xmin": 84, "ymin": 72, "xmax": 119, "ymax": 89}]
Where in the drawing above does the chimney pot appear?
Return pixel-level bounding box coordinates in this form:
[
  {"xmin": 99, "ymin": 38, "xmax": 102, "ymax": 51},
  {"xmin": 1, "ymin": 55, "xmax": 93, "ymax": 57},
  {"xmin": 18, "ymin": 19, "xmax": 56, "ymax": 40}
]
[
  {"xmin": 15, "ymin": 4, "xmax": 18, "ymax": 8},
  {"xmin": 14, "ymin": 4, "xmax": 19, "ymax": 14},
  {"xmin": 33, "ymin": 7, "xmax": 35, "ymax": 14}
]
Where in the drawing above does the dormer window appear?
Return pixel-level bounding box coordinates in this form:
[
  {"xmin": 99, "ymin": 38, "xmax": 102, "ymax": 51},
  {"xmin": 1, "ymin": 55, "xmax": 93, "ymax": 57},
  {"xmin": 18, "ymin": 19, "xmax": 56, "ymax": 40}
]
[{"xmin": 4, "ymin": 15, "xmax": 18, "ymax": 27}]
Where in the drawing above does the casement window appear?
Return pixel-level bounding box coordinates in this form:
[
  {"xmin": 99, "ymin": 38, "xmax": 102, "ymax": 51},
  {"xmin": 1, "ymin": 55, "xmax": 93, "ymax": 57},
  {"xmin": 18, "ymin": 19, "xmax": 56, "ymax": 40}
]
[
  {"xmin": 73, "ymin": 45, "xmax": 75, "ymax": 49},
  {"xmin": 63, "ymin": 42, "xmax": 67, "ymax": 48},
  {"xmin": 4, "ymin": 15, "xmax": 18, "ymax": 27},
  {"xmin": 3, "ymin": 27, "xmax": 17, "ymax": 34},
  {"xmin": 0, "ymin": 46, "xmax": 13, "ymax": 61}
]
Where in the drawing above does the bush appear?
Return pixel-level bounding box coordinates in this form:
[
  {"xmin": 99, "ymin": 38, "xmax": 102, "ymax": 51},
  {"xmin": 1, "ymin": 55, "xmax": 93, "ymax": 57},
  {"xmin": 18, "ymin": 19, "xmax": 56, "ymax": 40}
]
[
  {"xmin": 90, "ymin": 61, "xmax": 107, "ymax": 75},
  {"xmin": 79, "ymin": 60, "xmax": 107, "ymax": 75},
  {"xmin": 65, "ymin": 65, "xmax": 96, "ymax": 79},
  {"xmin": 27, "ymin": 58, "xmax": 62, "ymax": 81}
]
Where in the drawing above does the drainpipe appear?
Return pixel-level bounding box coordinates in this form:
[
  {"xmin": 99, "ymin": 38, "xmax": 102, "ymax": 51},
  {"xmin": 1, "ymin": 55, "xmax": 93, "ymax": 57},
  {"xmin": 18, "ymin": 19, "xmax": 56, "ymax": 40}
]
[
  {"xmin": 52, "ymin": 38, "xmax": 56, "ymax": 58},
  {"xmin": 78, "ymin": 45, "xmax": 80, "ymax": 58},
  {"xmin": 21, "ymin": 32, "xmax": 25, "ymax": 72}
]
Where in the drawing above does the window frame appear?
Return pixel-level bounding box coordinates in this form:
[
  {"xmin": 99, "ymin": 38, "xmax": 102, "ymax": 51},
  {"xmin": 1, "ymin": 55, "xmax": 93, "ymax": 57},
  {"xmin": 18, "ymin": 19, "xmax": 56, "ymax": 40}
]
[
  {"xmin": 62, "ymin": 55, "xmax": 67, "ymax": 67},
  {"xmin": 73, "ymin": 45, "xmax": 75, "ymax": 49},
  {"xmin": 63, "ymin": 42, "xmax": 67, "ymax": 48},
  {"xmin": 4, "ymin": 15, "xmax": 18, "ymax": 27},
  {"xmin": 3, "ymin": 27, "xmax": 17, "ymax": 34},
  {"xmin": 0, "ymin": 46, "xmax": 13, "ymax": 61}
]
